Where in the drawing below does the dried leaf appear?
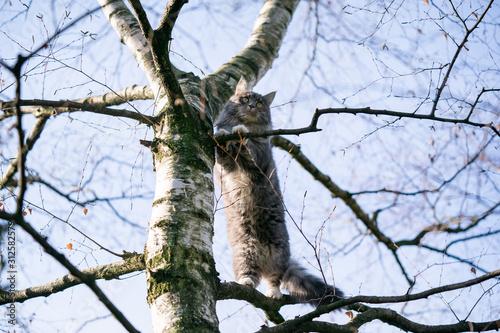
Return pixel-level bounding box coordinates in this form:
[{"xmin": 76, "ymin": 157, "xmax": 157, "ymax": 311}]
[
  {"xmin": 422, "ymin": 0, "xmax": 429, "ymax": 4},
  {"xmin": 83, "ymin": 208, "xmax": 88, "ymax": 215},
  {"xmin": 442, "ymin": 33, "xmax": 447, "ymax": 40},
  {"xmin": 471, "ymin": 267, "xmax": 476, "ymax": 275},
  {"xmin": 66, "ymin": 243, "xmax": 73, "ymax": 250},
  {"xmin": 472, "ymin": 12, "xmax": 478, "ymax": 19},
  {"xmin": 346, "ymin": 311, "xmax": 354, "ymax": 320}
]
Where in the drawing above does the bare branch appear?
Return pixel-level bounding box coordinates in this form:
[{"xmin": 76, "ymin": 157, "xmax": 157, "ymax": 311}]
[
  {"xmin": 1, "ymin": 99, "xmax": 155, "ymax": 124},
  {"xmin": 127, "ymin": 0, "xmax": 154, "ymax": 41},
  {"xmin": 430, "ymin": 0, "xmax": 495, "ymax": 117},
  {"xmin": 318, "ymin": 108, "xmax": 499, "ymax": 137},
  {"xmin": 223, "ymin": 269, "xmax": 500, "ymax": 333},
  {"xmin": 157, "ymin": 0, "xmax": 188, "ymax": 39},
  {"xmin": 271, "ymin": 136, "xmax": 397, "ymax": 252},
  {"xmin": 270, "ymin": 135, "xmax": 496, "ymax": 286},
  {"xmin": 0, "ymin": 212, "xmax": 140, "ymax": 333},
  {"xmin": 207, "ymin": 0, "xmax": 301, "ymax": 121},
  {"xmin": 0, "ymin": 253, "xmax": 144, "ymax": 305},
  {"xmin": 1, "ymin": 114, "xmax": 49, "ymax": 189},
  {"xmin": 218, "ymin": 282, "xmax": 293, "ymax": 325},
  {"xmin": 1, "ymin": 34, "xmax": 140, "ymax": 333},
  {"xmin": 213, "ymin": 106, "xmax": 499, "ymax": 142}
]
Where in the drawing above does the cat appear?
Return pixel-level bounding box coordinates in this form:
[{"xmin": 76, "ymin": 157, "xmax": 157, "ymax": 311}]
[{"xmin": 214, "ymin": 77, "xmax": 343, "ymax": 306}]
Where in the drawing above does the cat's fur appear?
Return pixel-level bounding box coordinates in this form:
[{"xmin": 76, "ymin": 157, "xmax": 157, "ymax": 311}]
[{"xmin": 215, "ymin": 77, "xmax": 343, "ymax": 306}]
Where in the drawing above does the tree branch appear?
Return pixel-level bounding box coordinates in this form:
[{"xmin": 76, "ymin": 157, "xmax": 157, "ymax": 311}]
[
  {"xmin": 270, "ymin": 136, "xmax": 398, "ymax": 253},
  {"xmin": 223, "ymin": 269, "xmax": 500, "ymax": 333},
  {"xmin": 127, "ymin": 0, "xmax": 154, "ymax": 41},
  {"xmin": 1, "ymin": 114, "xmax": 49, "ymax": 189},
  {"xmin": 213, "ymin": 106, "xmax": 499, "ymax": 143},
  {"xmin": 1, "ymin": 99, "xmax": 154, "ymax": 124},
  {"xmin": 349, "ymin": 304, "xmax": 500, "ymax": 333},
  {"xmin": 318, "ymin": 107, "xmax": 499, "ymax": 137},
  {"xmin": 207, "ymin": 0, "xmax": 301, "ymax": 121},
  {"xmin": 157, "ymin": 0, "xmax": 188, "ymax": 39},
  {"xmin": 270, "ymin": 135, "xmax": 497, "ymax": 285},
  {"xmin": 218, "ymin": 281, "xmax": 295, "ymax": 325},
  {"xmin": 98, "ymin": 0, "xmax": 172, "ymax": 111},
  {"xmin": 0, "ymin": 254, "xmax": 144, "ymax": 305},
  {"xmin": 0, "ymin": 212, "xmax": 140, "ymax": 333},
  {"xmin": 430, "ymin": 0, "xmax": 495, "ymax": 117}
]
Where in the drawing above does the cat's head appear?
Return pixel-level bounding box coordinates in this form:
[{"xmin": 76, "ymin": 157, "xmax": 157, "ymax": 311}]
[{"xmin": 217, "ymin": 77, "xmax": 276, "ymax": 130}]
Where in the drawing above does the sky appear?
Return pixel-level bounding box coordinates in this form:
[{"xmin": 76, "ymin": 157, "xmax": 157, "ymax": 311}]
[{"xmin": 0, "ymin": 0, "xmax": 499, "ymax": 332}]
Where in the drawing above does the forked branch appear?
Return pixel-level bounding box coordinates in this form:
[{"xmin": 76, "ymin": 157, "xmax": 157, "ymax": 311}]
[{"xmin": 220, "ymin": 269, "xmax": 500, "ymax": 332}]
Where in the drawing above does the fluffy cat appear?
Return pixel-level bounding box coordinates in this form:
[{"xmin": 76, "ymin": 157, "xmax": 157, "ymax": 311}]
[{"xmin": 214, "ymin": 77, "xmax": 343, "ymax": 306}]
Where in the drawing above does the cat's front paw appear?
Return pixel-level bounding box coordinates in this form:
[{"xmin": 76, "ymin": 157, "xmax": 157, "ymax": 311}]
[
  {"xmin": 215, "ymin": 128, "xmax": 230, "ymax": 137},
  {"xmin": 215, "ymin": 129, "xmax": 232, "ymax": 150},
  {"xmin": 232, "ymin": 125, "xmax": 249, "ymax": 134},
  {"xmin": 232, "ymin": 125, "xmax": 249, "ymax": 144},
  {"xmin": 265, "ymin": 287, "xmax": 283, "ymax": 299},
  {"xmin": 238, "ymin": 277, "xmax": 255, "ymax": 288}
]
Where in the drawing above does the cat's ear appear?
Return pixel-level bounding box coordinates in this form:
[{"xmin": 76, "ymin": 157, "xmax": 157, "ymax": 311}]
[
  {"xmin": 235, "ymin": 77, "xmax": 249, "ymax": 94},
  {"xmin": 263, "ymin": 91, "xmax": 276, "ymax": 106}
]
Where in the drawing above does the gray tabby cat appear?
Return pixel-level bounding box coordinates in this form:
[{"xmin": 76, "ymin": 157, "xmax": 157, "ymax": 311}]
[{"xmin": 215, "ymin": 77, "xmax": 343, "ymax": 306}]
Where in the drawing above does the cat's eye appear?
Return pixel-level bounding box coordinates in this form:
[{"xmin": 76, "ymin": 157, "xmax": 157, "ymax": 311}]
[
  {"xmin": 256, "ymin": 102, "xmax": 263, "ymax": 107},
  {"xmin": 241, "ymin": 97, "xmax": 249, "ymax": 103}
]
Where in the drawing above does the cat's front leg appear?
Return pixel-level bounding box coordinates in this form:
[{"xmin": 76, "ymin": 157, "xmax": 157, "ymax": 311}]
[
  {"xmin": 215, "ymin": 128, "xmax": 232, "ymax": 150},
  {"xmin": 233, "ymin": 247, "xmax": 261, "ymax": 289}
]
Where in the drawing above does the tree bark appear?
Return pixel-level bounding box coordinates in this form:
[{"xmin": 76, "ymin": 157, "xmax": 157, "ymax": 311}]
[{"xmin": 99, "ymin": 0, "xmax": 299, "ymax": 331}]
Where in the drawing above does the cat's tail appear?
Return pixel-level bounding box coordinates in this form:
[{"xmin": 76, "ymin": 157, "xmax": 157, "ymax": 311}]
[{"xmin": 281, "ymin": 259, "xmax": 343, "ymax": 307}]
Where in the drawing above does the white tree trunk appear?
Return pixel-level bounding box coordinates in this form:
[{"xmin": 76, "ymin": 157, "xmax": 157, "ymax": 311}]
[{"xmin": 99, "ymin": 0, "xmax": 299, "ymax": 331}]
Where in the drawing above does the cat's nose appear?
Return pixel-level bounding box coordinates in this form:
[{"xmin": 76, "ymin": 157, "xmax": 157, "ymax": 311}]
[{"xmin": 249, "ymin": 104, "xmax": 254, "ymax": 109}]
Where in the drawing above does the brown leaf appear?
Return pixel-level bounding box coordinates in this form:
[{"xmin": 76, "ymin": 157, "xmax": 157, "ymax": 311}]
[
  {"xmin": 471, "ymin": 267, "xmax": 477, "ymax": 275},
  {"xmin": 83, "ymin": 208, "xmax": 88, "ymax": 215},
  {"xmin": 422, "ymin": 0, "xmax": 429, "ymax": 4},
  {"xmin": 66, "ymin": 243, "xmax": 73, "ymax": 250},
  {"xmin": 472, "ymin": 12, "xmax": 478, "ymax": 19},
  {"xmin": 346, "ymin": 311, "xmax": 354, "ymax": 320}
]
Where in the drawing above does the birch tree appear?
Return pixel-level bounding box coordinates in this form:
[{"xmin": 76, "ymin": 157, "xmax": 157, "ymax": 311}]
[{"xmin": 0, "ymin": 1, "xmax": 499, "ymax": 332}]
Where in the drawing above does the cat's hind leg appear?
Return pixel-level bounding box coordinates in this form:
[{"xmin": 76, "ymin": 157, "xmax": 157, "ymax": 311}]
[
  {"xmin": 264, "ymin": 278, "xmax": 283, "ymax": 299},
  {"xmin": 238, "ymin": 277, "xmax": 256, "ymax": 287},
  {"xmin": 233, "ymin": 249, "xmax": 261, "ymax": 288}
]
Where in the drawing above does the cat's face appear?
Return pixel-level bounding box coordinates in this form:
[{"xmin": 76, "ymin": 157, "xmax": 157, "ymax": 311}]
[{"xmin": 223, "ymin": 78, "xmax": 276, "ymax": 128}]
